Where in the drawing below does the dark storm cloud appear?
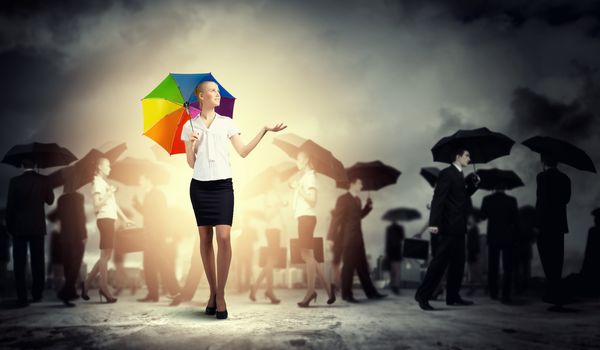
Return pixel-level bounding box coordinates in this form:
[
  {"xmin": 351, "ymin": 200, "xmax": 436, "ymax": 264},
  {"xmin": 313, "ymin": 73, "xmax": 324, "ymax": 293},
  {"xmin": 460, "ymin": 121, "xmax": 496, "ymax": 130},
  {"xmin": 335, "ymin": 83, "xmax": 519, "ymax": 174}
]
[
  {"xmin": 398, "ymin": 0, "xmax": 600, "ymax": 30},
  {"xmin": 508, "ymin": 61, "xmax": 600, "ymax": 141}
]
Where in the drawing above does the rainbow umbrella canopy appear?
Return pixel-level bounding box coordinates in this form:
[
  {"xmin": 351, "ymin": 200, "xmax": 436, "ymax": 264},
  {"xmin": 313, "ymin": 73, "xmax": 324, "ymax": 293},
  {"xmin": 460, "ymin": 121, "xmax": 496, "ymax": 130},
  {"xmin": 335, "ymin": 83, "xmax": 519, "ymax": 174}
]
[{"xmin": 142, "ymin": 73, "xmax": 235, "ymax": 154}]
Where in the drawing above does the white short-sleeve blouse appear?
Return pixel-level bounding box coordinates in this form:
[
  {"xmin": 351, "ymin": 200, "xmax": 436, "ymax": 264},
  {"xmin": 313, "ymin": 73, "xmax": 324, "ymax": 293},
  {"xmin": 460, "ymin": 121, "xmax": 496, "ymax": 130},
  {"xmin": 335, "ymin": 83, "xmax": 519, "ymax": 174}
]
[{"xmin": 181, "ymin": 113, "xmax": 241, "ymax": 181}]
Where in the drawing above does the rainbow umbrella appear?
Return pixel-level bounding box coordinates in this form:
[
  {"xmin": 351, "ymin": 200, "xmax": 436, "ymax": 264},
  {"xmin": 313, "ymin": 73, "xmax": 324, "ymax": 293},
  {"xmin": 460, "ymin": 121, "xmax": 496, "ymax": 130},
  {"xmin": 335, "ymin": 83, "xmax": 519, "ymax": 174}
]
[{"xmin": 142, "ymin": 73, "xmax": 235, "ymax": 154}]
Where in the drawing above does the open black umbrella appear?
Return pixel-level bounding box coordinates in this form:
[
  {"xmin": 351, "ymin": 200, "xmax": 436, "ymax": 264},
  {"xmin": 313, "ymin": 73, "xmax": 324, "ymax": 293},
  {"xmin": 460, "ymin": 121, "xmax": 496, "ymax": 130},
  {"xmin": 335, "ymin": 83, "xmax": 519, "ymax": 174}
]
[
  {"xmin": 47, "ymin": 143, "xmax": 128, "ymax": 190},
  {"xmin": 432, "ymin": 127, "xmax": 515, "ymax": 165},
  {"xmin": 273, "ymin": 133, "xmax": 347, "ymax": 182},
  {"xmin": 522, "ymin": 136, "xmax": 596, "ymax": 173},
  {"xmin": 420, "ymin": 167, "xmax": 440, "ymax": 188},
  {"xmin": 109, "ymin": 157, "xmax": 169, "ymax": 186},
  {"xmin": 476, "ymin": 168, "xmax": 524, "ymax": 191},
  {"xmin": 336, "ymin": 161, "xmax": 401, "ymax": 191},
  {"xmin": 382, "ymin": 207, "xmax": 422, "ymax": 222},
  {"xmin": 2, "ymin": 142, "xmax": 77, "ymax": 168},
  {"xmin": 242, "ymin": 161, "xmax": 297, "ymax": 199}
]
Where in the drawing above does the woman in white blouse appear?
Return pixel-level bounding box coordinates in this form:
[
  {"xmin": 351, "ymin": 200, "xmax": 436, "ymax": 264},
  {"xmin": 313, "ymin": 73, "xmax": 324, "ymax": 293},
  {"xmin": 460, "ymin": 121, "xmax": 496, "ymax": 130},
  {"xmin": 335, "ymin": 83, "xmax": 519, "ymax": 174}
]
[
  {"xmin": 82, "ymin": 158, "xmax": 133, "ymax": 303},
  {"xmin": 182, "ymin": 80, "xmax": 286, "ymax": 319}
]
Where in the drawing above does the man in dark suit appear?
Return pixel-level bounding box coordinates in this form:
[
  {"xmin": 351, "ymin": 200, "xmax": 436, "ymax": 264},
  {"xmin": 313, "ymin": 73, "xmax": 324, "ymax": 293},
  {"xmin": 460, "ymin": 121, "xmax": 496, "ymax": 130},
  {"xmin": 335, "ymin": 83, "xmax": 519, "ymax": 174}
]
[
  {"xmin": 385, "ymin": 221, "xmax": 405, "ymax": 295},
  {"xmin": 535, "ymin": 154, "xmax": 570, "ymax": 308},
  {"xmin": 415, "ymin": 148, "xmax": 479, "ymax": 310},
  {"xmin": 133, "ymin": 174, "xmax": 180, "ymax": 302},
  {"xmin": 48, "ymin": 170, "xmax": 87, "ymax": 307},
  {"xmin": 329, "ymin": 177, "xmax": 386, "ymax": 303},
  {"xmin": 6, "ymin": 160, "xmax": 55, "ymax": 307},
  {"xmin": 480, "ymin": 189, "xmax": 518, "ymax": 303}
]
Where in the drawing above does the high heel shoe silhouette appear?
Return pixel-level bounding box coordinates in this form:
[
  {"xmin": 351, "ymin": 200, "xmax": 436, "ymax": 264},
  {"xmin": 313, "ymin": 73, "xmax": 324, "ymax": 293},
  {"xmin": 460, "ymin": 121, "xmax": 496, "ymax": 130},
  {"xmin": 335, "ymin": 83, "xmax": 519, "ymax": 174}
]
[
  {"xmin": 205, "ymin": 294, "xmax": 217, "ymax": 315},
  {"xmin": 99, "ymin": 289, "xmax": 117, "ymax": 303},
  {"xmin": 297, "ymin": 292, "xmax": 317, "ymax": 308},
  {"xmin": 249, "ymin": 286, "xmax": 257, "ymax": 302},
  {"xmin": 81, "ymin": 282, "xmax": 89, "ymax": 301},
  {"xmin": 327, "ymin": 284, "xmax": 337, "ymax": 305},
  {"xmin": 265, "ymin": 290, "xmax": 281, "ymax": 304},
  {"xmin": 215, "ymin": 295, "xmax": 228, "ymax": 320}
]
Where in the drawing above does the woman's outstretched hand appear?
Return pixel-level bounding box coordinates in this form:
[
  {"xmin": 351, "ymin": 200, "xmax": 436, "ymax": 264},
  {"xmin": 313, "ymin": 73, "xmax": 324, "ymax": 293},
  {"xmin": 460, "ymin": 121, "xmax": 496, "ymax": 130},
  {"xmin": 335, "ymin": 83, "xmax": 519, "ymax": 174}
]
[{"xmin": 265, "ymin": 123, "xmax": 287, "ymax": 132}]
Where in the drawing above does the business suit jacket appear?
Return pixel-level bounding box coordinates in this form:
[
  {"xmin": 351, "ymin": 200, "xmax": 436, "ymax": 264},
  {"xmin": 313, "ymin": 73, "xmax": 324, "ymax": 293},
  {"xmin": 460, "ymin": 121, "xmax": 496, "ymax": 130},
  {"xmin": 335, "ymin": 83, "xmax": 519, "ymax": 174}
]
[
  {"xmin": 480, "ymin": 192, "xmax": 518, "ymax": 247},
  {"xmin": 6, "ymin": 171, "xmax": 54, "ymax": 236},
  {"xmin": 535, "ymin": 167, "xmax": 570, "ymax": 234},
  {"xmin": 327, "ymin": 192, "xmax": 372, "ymax": 250},
  {"xmin": 54, "ymin": 192, "xmax": 87, "ymax": 240},
  {"xmin": 385, "ymin": 223, "xmax": 405, "ymax": 261},
  {"xmin": 429, "ymin": 165, "xmax": 477, "ymax": 236}
]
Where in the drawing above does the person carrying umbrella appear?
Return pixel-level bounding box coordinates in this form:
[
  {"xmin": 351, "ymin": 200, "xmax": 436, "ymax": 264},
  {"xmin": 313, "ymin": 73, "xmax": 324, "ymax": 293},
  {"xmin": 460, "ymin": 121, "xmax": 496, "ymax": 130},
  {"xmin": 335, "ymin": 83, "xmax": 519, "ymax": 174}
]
[
  {"xmin": 382, "ymin": 208, "xmax": 420, "ymax": 295},
  {"xmin": 181, "ymin": 79, "xmax": 286, "ymax": 320},
  {"xmin": 81, "ymin": 158, "xmax": 134, "ymax": 304},
  {"xmin": 5, "ymin": 159, "xmax": 55, "ymax": 307},
  {"xmin": 478, "ymin": 169, "xmax": 522, "ymax": 303},
  {"xmin": 415, "ymin": 148, "xmax": 481, "ymax": 310},
  {"xmin": 522, "ymin": 136, "xmax": 596, "ymax": 310}
]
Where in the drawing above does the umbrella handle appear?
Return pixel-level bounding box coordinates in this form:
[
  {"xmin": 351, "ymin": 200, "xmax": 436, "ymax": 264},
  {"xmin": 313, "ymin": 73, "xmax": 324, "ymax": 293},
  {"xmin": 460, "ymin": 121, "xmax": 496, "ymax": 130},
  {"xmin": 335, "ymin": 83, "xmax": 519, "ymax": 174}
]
[{"xmin": 184, "ymin": 102, "xmax": 195, "ymax": 133}]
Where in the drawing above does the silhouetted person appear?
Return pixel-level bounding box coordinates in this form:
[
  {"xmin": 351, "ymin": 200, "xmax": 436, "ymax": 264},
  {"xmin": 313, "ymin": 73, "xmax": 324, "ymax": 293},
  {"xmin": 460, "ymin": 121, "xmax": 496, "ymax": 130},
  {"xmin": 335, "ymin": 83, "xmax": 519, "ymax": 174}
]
[
  {"xmin": 385, "ymin": 221, "xmax": 405, "ymax": 295},
  {"xmin": 480, "ymin": 190, "xmax": 518, "ymax": 303},
  {"xmin": 48, "ymin": 179, "xmax": 87, "ymax": 306},
  {"xmin": 329, "ymin": 177, "xmax": 386, "ymax": 303},
  {"xmin": 515, "ymin": 206, "xmax": 536, "ymax": 294},
  {"xmin": 465, "ymin": 212, "xmax": 481, "ymax": 296},
  {"xmin": 327, "ymin": 208, "xmax": 343, "ymax": 294},
  {"xmin": 133, "ymin": 175, "xmax": 180, "ymax": 302},
  {"xmin": 6, "ymin": 159, "xmax": 54, "ymax": 307},
  {"xmin": 580, "ymin": 209, "xmax": 600, "ymax": 295},
  {"xmin": 235, "ymin": 220, "xmax": 257, "ymax": 293},
  {"xmin": 535, "ymin": 154, "xmax": 570, "ymax": 308},
  {"xmin": 415, "ymin": 149, "xmax": 479, "ymax": 311},
  {"xmin": 0, "ymin": 210, "xmax": 9, "ymax": 298},
  {"xmin": 170, "ymin": 236, "xmax": 203, "ymax": 306}
]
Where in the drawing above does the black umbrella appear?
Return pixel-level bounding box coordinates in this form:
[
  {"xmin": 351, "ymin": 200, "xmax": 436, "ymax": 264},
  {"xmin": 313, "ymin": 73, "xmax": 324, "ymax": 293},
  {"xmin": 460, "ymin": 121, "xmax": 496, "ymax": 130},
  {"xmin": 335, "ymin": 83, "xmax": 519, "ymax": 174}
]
[
  {"xmin": 47, "ymin": 143, "xmax": 128, "ymax": 190},
  {"xmin": 476, "ymin": 168, "xmax": 524, "ymax": 191},
  {"xmin": 432, "ymin": 127, "xmax": 515, "ymax": 165},
  {"xmin": 382, "ymin": 207, "xmax": 422, "ymax": 222},
  {"xmin": 2, "ymin": 142, "xmax": 77, "ymax": 168},
  {"xmin": 242, "ymin": 161, "xmax": 297, "ymax": 199},
  {"xmin": 109, "ymin": 157, "xmax": 169, "ymax": 186},
  {"xmin": 522, "ymin": 136, "xmax": 596, "ymax": 173},
  {"xmin": 420, "ymin": 167, "xmax": 440, "ymax": 188},
  {"xmin": 336, "ymin": 161, "xmax": 401, "ymax": 191},
  {"xmin": 273, "ymin": 133, "xmax": 347, "ymax": 182}
]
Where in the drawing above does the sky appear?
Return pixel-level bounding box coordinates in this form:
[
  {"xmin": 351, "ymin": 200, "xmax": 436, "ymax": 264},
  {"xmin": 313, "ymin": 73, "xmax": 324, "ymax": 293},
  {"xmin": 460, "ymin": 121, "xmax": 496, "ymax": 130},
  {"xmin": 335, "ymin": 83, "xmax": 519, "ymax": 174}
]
[{"xmin": 1, "ymin": 0, "xmax": 599, "ymax": 275}]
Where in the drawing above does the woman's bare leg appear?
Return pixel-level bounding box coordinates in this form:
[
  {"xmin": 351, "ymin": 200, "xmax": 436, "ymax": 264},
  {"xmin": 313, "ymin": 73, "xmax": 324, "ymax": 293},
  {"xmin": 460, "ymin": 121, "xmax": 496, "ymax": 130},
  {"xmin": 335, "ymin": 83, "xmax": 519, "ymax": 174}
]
[
  {"xmin": 215, "ymin": 225, "xmax": 232, "ymax": 311},
  {"xmin": 301, "ymin": 249, "xmax": 317, "ymax": 300},
  {"xmin": 198, "ymin": 226, "xmax": 216, "ymax": 306},
  {"xmin": 98, "ymin": 249, "xmax": 113, "ymax": 297}
]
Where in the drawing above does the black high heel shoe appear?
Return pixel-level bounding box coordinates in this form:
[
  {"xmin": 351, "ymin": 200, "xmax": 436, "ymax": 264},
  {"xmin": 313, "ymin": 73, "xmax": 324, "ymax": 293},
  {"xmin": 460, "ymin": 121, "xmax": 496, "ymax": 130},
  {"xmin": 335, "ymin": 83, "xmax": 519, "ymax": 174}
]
[
  {"xmin": 215, "ymin": 296, "xmax": 228, "ymax": 320},
  {"xmin": 99, "ymin": 289, "xmax": 117, "ymax": 303},
  {"xmin": 327, "ymin": 285, "xmax": 337, "ymax": 305},
  {"xmin": 297, "ymin": 292, "xmax": 317, "ymax": 308},
  {"xmin": 81, "ymin": 282, "xmax": 89, "ymax": 301},
  {"xmin": 265, "ymin": 290, "xmax": 281, "ymax": 304},
  {"xmin": 205, "ymin": 294, "xmax": 217, "ymax": 315}
]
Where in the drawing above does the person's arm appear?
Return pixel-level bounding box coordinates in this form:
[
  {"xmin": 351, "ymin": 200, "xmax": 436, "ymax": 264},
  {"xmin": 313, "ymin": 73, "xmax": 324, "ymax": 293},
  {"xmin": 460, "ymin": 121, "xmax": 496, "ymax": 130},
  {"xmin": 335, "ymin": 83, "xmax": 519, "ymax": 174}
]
[
  {"xmin": 299, "ymin": 187, "xmax": 317, "ymax": 207},
  {"xmin": 5, "ymin": 179, "xmax": 15, "ymax": 235},
  {"xmin": 428, "ymin": 171, "xmax": 451, "ymax": 234},
  {"xmin": 230, "ymin": 123, "xmax": 287, "ymax": 158},
  {"xmin": 117, "ymin": 205, "xmax": 133, "ymax": 225},
  {"xmin": 45, "ymin": 177, "xmax": 55, "ymax": 205},
  {"xmin": 184, "ymin": 131, "xmax": 202, "ymax": 169},
  {"xmin": 361, "ymin": 198, "xmax": 373, "ymax": 218}
]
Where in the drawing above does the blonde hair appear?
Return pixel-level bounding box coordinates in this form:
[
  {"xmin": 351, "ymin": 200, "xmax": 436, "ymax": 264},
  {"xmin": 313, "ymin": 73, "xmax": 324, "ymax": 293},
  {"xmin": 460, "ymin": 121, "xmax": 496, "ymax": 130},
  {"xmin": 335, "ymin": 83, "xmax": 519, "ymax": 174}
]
[{"xmin": 194, "ymin": 80, "xmax": 217, "ymax": 106}]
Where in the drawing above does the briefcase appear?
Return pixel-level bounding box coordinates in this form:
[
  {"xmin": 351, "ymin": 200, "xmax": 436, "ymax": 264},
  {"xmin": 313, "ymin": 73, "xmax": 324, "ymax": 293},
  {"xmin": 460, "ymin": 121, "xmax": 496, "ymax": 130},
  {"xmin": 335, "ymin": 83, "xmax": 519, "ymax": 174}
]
[
  {"xmin": 290, "ymin": 237, "xmax": 324, "ymax": 264},
  {"xmin": 402, "ymin": 238, "xmax": 429, "ymax": 260},
  {"xmin": 259, "ymin": 247, "xmax": 287, "ymax": 269},
  {"xmin": 115, "ymin": 227, "xmax": 145, "ymax": 254}
]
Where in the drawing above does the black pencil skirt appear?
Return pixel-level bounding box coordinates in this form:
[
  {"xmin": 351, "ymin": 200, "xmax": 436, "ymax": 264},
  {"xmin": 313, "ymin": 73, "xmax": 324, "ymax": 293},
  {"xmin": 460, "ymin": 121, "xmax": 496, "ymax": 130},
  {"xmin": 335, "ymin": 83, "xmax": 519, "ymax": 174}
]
[
  {"xmin": 189, "ymin": 178, "xmax": 234, "ymax": 226},
  {"xmin": 97, "ymin": 218, "xmax": 116, "ymax": 250}
]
